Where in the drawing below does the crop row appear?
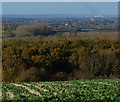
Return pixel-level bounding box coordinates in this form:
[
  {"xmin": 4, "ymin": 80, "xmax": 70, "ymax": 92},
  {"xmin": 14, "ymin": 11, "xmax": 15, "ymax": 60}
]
[{"xmin": 1, "ymin": 79, "xmax": 120, "ymax": 102}]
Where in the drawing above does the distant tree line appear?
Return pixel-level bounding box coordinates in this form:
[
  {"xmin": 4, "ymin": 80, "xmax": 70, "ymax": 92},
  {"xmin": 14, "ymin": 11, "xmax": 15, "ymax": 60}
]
[
  {"xmin": 3, "ymin": 24, "xmax": 55, "ymax": 37},
  {"xmin": 2, "ymin": 18, "xmax": 118, "ymax": 38},
  {"xmin": 2, "ymin": 38, "xmax": 120, "ymax": 83}
]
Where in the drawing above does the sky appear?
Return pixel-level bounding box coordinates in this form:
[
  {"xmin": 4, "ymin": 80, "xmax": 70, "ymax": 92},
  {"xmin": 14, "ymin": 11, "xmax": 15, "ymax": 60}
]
[
  {"xmin": 1, "ymin": 0, "xmax": 120, "ymax": 2},
  {"xmin": 2, "ymin": 2, "xmax": 118, "ymax": 16}
]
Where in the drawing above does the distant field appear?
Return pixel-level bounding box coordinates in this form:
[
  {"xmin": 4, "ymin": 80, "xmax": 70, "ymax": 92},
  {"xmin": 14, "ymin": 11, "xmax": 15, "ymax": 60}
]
[
  {"xmin": 3, "ymin": 31, "xmax": 118, "ymax": 41},
  {"xmin": 1, "ymin": 79, "xmax": 120, "ymax": 101},
  {"xmin": 77, "ymin": 31, "xmax": 118, "ymax": 40},
  {"xmin": 43, "ymin": 31, "xmax": 118, "ymax": 41}
]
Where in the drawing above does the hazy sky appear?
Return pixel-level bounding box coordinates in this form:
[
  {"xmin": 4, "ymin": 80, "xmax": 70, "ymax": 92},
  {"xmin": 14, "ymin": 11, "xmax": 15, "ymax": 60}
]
[
  {"xmin": 2, "ymin": 2, "xmax": 118, "ymax": 16},
  {"xmin": 1, "ymin": 0, "xmax": 119, "ymax": 2}
]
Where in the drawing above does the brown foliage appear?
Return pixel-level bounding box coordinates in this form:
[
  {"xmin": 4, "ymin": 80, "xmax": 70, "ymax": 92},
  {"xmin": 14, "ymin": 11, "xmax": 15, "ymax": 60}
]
[{"xmin": 2, "ymin": 38, "xmax": 120, "ymax": 82}]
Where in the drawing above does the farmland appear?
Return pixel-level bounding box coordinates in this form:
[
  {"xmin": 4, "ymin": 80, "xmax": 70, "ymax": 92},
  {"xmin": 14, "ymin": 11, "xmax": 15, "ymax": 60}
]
[
  {"xmin": 1, "ymin": 2, "xmax": 119, "ymax": 102},
  {"xmin": 1, "ymin": 79, "xmax": 120, "ymax": 101}
]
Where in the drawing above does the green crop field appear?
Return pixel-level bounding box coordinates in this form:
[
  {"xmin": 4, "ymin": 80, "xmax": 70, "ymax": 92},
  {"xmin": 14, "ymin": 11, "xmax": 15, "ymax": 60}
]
[{"xmin": 1, "ymin": 79, "xmax": 120, "ymax": 102}]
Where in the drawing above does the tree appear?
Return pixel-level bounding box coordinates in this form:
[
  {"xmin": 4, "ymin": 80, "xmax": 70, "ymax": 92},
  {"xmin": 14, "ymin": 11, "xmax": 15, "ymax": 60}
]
[{"xmin": 13, "ymin": 24, "xmax": 54, "ymax": 37}]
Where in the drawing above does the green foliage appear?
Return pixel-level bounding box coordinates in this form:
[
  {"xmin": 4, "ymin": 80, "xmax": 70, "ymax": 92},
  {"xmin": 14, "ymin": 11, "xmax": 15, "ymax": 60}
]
[{"xmin": 2, "ymin": 79, "xmax": 120, "ymax": 101}]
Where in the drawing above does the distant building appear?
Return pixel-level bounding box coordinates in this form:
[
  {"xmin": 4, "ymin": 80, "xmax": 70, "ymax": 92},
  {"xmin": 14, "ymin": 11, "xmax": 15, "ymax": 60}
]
[{"xmin": 65, "ymin": 23, "xmax": 68, "ymax": 26}]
